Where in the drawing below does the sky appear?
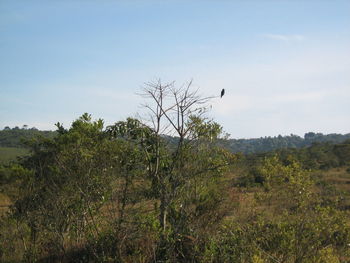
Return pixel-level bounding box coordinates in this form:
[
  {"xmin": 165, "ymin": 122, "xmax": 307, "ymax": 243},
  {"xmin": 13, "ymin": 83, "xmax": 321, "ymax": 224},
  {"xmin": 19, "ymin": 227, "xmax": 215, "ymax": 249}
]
[{"xmin": 0, "ymin": 0, "xmax": 349, "ymax": 138}]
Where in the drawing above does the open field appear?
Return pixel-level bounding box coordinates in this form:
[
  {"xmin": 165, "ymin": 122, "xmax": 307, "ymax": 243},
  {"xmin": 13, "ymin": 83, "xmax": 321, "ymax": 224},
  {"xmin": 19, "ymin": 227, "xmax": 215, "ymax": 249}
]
[{"xmin": 0, "ymin": 147, "xmax": 29, "ymax": 165}]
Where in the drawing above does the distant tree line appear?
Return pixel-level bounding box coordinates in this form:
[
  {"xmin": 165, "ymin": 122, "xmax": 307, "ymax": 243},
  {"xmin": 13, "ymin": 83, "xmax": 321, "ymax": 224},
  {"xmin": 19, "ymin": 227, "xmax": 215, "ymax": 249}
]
[
  {"xmin": 0, "ymin": 126, "xmax": 56, "ymax": 148},
  {"xmin": 1, "ymin": 125, "xmax": 349, "ymax": 155},
  {"xmin": 220, "ymin": 132, "xmax": 350, "ymax": 154},
  {"xmin": 235, "ymin": 139, "xmax": 350, "ymax": 188}
]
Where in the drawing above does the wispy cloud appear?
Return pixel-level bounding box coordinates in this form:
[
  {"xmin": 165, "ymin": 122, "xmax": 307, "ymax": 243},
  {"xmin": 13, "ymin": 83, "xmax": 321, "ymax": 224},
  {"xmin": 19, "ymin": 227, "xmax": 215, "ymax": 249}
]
[{"xmin": 261, "ymin": 34, "xmax": 305, "ymax": 42}]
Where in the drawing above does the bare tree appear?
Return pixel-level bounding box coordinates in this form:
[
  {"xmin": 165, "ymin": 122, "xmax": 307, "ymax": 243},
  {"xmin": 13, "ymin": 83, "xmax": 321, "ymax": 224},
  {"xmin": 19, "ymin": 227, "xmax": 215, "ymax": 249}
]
[
  {"xmin": 139, "ymin": 80, "xmax": 225, "ymax": 261},
  {"xmin": 141, "ymin": 79, "xmax": 213, "ymax": 139},
  {"xmin": 141, "ymin": 80, "xmax": 214, "ymax": 216}
]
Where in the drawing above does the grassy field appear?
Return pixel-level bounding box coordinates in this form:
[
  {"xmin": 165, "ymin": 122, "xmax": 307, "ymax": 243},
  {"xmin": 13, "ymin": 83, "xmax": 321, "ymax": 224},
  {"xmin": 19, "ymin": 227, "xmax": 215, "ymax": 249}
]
[
  {"xmin": 0, "ymin": 158, "xmax": 349, "ymax": 261},
  {"xmin": 0, "ymin": 146, "xmax": 29, "ymax": 165}
]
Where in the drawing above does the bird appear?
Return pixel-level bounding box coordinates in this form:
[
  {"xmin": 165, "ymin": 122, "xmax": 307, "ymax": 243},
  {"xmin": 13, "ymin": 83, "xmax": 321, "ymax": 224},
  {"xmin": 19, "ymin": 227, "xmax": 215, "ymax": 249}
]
[{"xmin": 220, "ymin": 89, "xmax": 225, "ymax": 98}]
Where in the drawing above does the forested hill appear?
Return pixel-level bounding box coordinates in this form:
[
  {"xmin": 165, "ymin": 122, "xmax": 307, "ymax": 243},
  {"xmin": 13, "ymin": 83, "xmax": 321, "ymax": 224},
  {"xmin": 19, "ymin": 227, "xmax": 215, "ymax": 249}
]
[
  {"xmin": 221, "ymin": 132, "xmax": 350, "ymax": 154},
  {"xmin": 1, "ymin": 126, "xmax": 349, "ymax": 154},
  {"xmin": 0, "ymin": 126, "xmax": 56, "ymax": 147}
]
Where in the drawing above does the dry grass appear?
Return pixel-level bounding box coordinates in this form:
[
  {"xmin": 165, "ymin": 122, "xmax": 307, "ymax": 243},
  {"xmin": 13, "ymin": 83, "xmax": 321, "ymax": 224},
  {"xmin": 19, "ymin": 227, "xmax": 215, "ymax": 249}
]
[
  {"xmin": 0, "ymin": 192, "xmax": 11, "ymax": 216},
  {"xmin": 0, "ymin": 146, "xmax": 29, "ymax": 164}
]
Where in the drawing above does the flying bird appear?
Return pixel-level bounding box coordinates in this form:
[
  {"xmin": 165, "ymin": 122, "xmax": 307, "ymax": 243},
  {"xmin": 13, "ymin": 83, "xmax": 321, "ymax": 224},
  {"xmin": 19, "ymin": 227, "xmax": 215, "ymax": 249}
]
[{"xmin": 220, "ymin": 89, "xmax": 225, "ymax": 98}]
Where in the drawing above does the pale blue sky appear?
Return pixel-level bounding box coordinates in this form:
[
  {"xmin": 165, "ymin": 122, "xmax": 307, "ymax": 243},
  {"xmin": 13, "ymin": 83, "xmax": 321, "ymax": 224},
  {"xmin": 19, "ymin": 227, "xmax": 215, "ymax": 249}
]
[{"xmin": 1, "ymin": 1, "xmax": 349, "ymax": 138}]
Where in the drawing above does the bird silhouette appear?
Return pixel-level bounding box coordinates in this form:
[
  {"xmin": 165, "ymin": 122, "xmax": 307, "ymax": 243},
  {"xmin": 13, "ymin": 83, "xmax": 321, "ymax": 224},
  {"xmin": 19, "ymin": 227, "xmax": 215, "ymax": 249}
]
[{"xmin": 220, "ymin": 89, "xmax": 225, "ymax": 98}]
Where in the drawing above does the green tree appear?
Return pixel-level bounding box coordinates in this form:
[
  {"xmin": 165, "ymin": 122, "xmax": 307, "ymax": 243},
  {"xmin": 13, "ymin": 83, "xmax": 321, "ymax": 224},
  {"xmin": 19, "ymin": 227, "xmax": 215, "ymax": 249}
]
[{"xmin": 12, "ymin": 114, "xmax": 116, "ymax": 261}]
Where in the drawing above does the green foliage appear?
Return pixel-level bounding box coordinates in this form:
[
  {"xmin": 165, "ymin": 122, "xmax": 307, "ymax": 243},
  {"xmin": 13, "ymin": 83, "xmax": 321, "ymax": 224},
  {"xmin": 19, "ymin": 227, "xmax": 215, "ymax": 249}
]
[
  {"xmin": 0, "ymin": 164, "xmax": 28, "ymax": 204},
  {"xmin": 205, "ymin": 157, "xmax": 350, "ymax": 263},
  {"xmin": 203, "ymin": 222, "xmax": 258, "ymax": 263},
  {"xmin": 187, "ymin": 115, "xmax": 223, "ymax": 140},
  {"xmin": 9, "ymin": 114, "xmax": 118, "ymax": 261},
  {"xmin": 0, "ymin": 163, "xmax": 26, "ymax": 186},
  {"xmin": 0, "ymin": 126, "xmax": 56, "ymax": 148}
]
